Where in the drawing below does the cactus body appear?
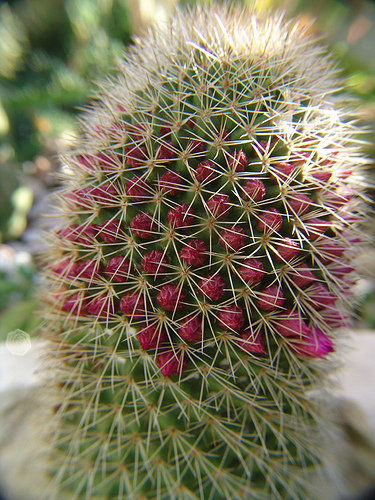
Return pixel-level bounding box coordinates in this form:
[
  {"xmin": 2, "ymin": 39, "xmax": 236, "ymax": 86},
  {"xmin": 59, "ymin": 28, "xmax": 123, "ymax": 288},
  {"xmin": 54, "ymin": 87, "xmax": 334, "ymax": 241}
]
[{"xmin": 41, "ymin": 5, "xmax": 368, "ymax": 500}]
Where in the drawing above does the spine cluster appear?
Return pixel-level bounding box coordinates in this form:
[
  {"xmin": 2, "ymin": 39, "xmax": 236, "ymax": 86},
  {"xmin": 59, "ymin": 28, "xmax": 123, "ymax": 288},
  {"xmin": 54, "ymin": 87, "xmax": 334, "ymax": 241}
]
[{"xmin": 41, "ymin": 5, "xmax": 368, "ymax": 500}]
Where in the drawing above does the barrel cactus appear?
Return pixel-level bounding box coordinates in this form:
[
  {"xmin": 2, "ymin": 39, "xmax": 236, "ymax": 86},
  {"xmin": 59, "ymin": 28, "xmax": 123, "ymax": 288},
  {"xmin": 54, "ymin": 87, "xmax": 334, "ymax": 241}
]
[{"xmin": 41, "ymin": 4, "xmax": 369, "ymax": 499}]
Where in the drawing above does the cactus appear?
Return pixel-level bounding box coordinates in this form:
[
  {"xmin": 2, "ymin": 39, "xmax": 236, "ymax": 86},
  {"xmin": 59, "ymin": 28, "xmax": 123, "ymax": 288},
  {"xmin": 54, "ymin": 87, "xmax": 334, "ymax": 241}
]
[{"xmin": 40, "ymin": 4, "xmax": 369, "ymax": 500}]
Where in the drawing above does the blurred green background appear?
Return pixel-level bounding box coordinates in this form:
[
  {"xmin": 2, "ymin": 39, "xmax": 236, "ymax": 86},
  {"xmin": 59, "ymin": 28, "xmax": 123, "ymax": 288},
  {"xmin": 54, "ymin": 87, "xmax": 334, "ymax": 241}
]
[{"xmin": 0, "ymin": 0, "xmax": 374, "ymax": 342}]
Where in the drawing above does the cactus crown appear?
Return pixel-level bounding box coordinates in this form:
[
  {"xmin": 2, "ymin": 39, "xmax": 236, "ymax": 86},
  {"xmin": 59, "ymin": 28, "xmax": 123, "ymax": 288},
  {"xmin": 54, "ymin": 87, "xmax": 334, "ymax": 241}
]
[{"xmin": 41, "ymin": 4, "xmax": 368, "ymax": 500}]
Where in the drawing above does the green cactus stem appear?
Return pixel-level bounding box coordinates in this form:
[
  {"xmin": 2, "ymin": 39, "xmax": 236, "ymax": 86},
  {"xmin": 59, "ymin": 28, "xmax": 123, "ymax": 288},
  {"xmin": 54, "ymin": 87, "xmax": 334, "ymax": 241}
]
[{"xmin": 40, "ymin": 4, "xmax": 369, "ymax": 499}]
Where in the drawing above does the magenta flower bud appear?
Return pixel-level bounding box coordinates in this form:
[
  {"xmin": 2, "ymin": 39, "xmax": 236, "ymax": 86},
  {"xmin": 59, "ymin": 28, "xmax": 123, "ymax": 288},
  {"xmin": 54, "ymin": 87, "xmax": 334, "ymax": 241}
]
[
  {"xmin": 179, "ymin": 239, "xmax": 208, "ymax": 267},
  {"xmin": 157, "ymin": 284, "xmax": 186, "ymax": 311},
  {"xmin": 310, "ymin": 170, "xmax": 332, "ymax": 185},
  {"xmin": 242, "ymin": 179, "xmax": 266, "ymax": 202},
  {"xmin": 207, "ymin": 193, "xmax": 231, "ymax": 218},
  {"xmin": 256, "ymin": 285, "xmax": 284, "ymax": 311},
  {"xmin": 302, "ymin": 217, "xmax": 332, "ymax": 241},
  {"xmin": 275, "ymin": 310, "xmax": 311, "ymax": 338},
  {"xmin": 239, "ymin": 258, "xmax": 265, "ymax": 285},
  {"xmin": 319, "ymin": 306, "xmax": 350, "ymax": 329},
  {"xmin": 273, "ymin": 238, "xmax": 300, "ymax": 262},
  {"xmin": 50, "ymin": 259, "xmax": 81, "ymax": 278},
  {"xmin": 142, "ymin": 250, "xmax": 169, "ymax": 276},
  {"xmin": 157, "ymin": 350, "xmax": 188, "ymax": 376},
  {"xmin": 159, "ymin": 171, "xmax": 183, "ymax": 195},
  {"xmin": 98, "ymin": 219, "xmax": 122, "ymax": 244},
  {"xmin": 159, "ymin": 125, "xmax": 172, "ymax": 138},
  {"xmin": 124, "ymin": 145, "xmax": 147, "ymax": 167},
  {"xmin": 316, "ymin": 239, "xmax": 345, "ymax": 263},
  {"xmin": 61, "ymin": 292, "xmax": 89, "ymax": 316},
  {"xmin": 77, "ymin": 154, "xmax": 95, "ymax": 172},
  {"xmin": 289, "ymin": 264, "xmax": 317, "ymax": 288},
  {"xmin": 288, "ymin": 193, "xmax": 314, "ymax": 216},
  {"xmin": 137, "ymin": 323, "xmax": 167, "ymax": 350},
  {"xmin": 130, "ymin": 212, "xmax": 155, "ymax": 240},
  {"xmin": 104, "ymin": 256, "xmax": 131, "ymax": 283},
  {"xmin": 219, "ymin": 225, "xmax": 246, "ymax": 252},
  {"xmin": 228, "ymin": 150, "xmax": 248, "ymax": 172},
  {"xmin": 95, "ymin": 152, "xmax": 121, "ymax": 172},
  {"xmin": 178, "ymin": 314, "xmax": 203, "ymax": 342},
  {"xmin": 324, "ymin": 189, "xmax": 353, "ymax": 209},
  {"xmin": 156, "ymin": 141, "xmax": 177, "ymax": 160},
  {"xmin": 64, "ymin": 188, "xmax": 91, "ymax": 208},
  {"xmin": 90, "ymin": 183, "xmax": 119, "ymax": 206},
  {"xmin": 256, "ymin": 208, "xmax": 283, "ymax": 233},
  {"xmin": 167, "ymin": 203, "xmax": 194, "ymax": 228},
  {"xmin": 237, "ymin": 329, "xmax": 266, "ymax": 354},
  {"xmin": 188, "ymin": 139, "xmax": 205, "ymax": 154},
  {"xmin": 271, "ymin": 162, "xmax": 294, "ymax": 182},
  {"xmin": 290, "ymin": 327, "xmax": 334, "ymax": 358},
  {"xmin": 304, "ymin": 283, "xmax": 338, "ymax": 309},
  {"xmin": 76, "ymin": 259, "xmax": 103, "ymax": 280},
  {"xmin": 195, "ymin": 160, "xmax": 217, "ymax": 183},
  {"xmin": 87, "ymin": 295, "xmax": 115, "ymax": 318},
  {"xmin": 120, "ymin": 292, "xmax": 145, "ymax": 318},
  {"xmin": 198, "ymin": 274, "xmax": 225, "ymax": 301},
  {"xmin": 218, "ymin": 304, "xmax": 245, "ymax": 332},
  {"xmin": 327, "ymin": 263, "xmax": 355, "ymax": 279},
  {"xmin": 125, "ymin": 176, "xmax": 151, "ymax": 202}
]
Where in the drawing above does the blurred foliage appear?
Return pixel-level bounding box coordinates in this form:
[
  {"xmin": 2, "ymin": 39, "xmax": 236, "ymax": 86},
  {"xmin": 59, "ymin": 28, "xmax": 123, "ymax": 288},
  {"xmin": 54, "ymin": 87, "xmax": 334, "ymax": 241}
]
[{"xmin": 0, "ymin": 0, "xmax": 374, "ymax": 336}]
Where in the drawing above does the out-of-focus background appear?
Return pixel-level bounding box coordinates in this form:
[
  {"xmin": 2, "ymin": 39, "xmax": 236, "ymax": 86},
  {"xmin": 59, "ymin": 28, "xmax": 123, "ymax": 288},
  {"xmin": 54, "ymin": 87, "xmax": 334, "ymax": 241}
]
[{"xmin": 0, "ymin": 0, "xmax": 374, "ymax": 499}]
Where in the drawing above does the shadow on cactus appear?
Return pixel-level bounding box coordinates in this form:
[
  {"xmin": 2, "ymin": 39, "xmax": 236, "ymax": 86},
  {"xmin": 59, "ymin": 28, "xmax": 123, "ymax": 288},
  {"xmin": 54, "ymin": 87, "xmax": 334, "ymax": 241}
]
[{"xmin": 40, "ymin": 4, "xmax": 369, "ymax": 499}]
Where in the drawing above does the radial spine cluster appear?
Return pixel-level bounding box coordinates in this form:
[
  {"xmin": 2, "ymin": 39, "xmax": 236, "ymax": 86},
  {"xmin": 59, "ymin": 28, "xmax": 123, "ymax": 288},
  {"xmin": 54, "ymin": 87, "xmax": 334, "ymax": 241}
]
[{"xmin": 41, "ymin": 5, "xmax": 368, "ymax": 500}]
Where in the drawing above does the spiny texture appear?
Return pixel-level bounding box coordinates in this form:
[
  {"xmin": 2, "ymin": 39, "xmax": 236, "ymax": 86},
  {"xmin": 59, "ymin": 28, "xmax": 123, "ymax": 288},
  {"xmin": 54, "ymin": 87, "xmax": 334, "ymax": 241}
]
[{"xmin": 41, "ymin": 5, "xmax": 368, "ymax": 500}]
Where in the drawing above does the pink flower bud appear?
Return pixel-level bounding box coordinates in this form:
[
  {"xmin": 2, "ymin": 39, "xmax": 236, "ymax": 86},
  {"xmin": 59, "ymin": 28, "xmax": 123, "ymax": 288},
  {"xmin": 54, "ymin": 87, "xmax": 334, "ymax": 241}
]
[
  {"xmin": 61, "ymin": 292, "xmax": 89, "ymax": 316},
  {"xmin": 256, "ymin": 285, "xmax": 284, "ymax": 311},
  {"xmin": 270, "ymin": 162, "xmax": 294, "ymax": 182},
  {"xmin": 304, "ymin": 283, "xmax": 337, "ymax": 310},
  {"xmin": 302, "ymin": 217, "xmax": 332, "ymax": 241},
  {"xmin": 167, "ymin": 204, "xmax": 194, "ymax": 228},
  {"xmin": 288, "ymin": 193, "xmax": 314, "ymax": 216},
  {"xmin": 228, "ymin": 150, "xmax": 247, "ymax": 172},
  {"xmin": 218, "ymin": 304, "xmax": 245, "ymax": 332},
  {"xmin": 89, "ymin": 183, "xmax": 120, "ymax": 206},
  {"xmin": 273, "ymin": 238, "xmax": 300, "ymax": 262},
  {"xmin": 120, "ymin": 292, "xmax": 145, "ymax": 318},
  {"xmin": 241, "ymin": 179, "xmax": 266, "ymax": 202},
  {"xmin": 157, "ymin": 284, "xmax": 186, "ymax": 311},
  {"xmin": 104, "ymin": 256, "xmax": 131, "ymax": 283},
  {"xmin": 256, "ymin": 208, "xmax": 283, "ymax": 233},
  {"xmin": 50, "ymin": 259, "xmax": 81, "ymax": 278},
  {"xmin": 237, "ymin": 329, "xmax": 266, "ymax": 354},
  {"xmin": 319, "ymin": 306, "xmax": 350, "ymax": 329},
  {"xmin": 324, "ymin": 189, "xmax": 353, "ymax": 209},
  {"xmin": 157, "ymin": 350, "xmax": 188, "ymax": 376},
  {"xmin": 221, "ymin": 225, "xmax": 247, "ymax": 251},
  {"xmin": 315, "ymin": 239, "xmax": 345, "ymax": 263},
  {"xmin": 179, "ymin": 239, "xmax": 208, "ymax": 266},
  {"xmin": 198, "ymin": 274, "xmax": 225, "ymax": 301},
  {"xmin": 142, "ymin": 250, "xmax": 169, "ymax": 276},
  {"xmin": 98, "ymin": 219, "xmax": 122, "ymax": 243},
  {"xmin": 195, "ymin": 160, "xmax": 217, "ymax": 183},
  {"xmin": 138, "ymin": 323, "xmax": 167, "ymax": 350},
  {"xmin": 310, "ymin": 170, "xmax": 332, "ymax": 185},
  {"xmin": 76, "ymin": 259, "xmax": 103, "ymax": 280},
  {"xmin": 95, "ymin": 152, "xmax": 121, "ymax": 172},
  {"xmin": 130, "ymin": 212, "xmax": 155, "ymax": 239},
  {"xmin": 87, "ymin": 295, "xmax": 115, "ymax": 318},
  {"xmin": 178, "ymin": 314, "xmax": 203, "ymax": 342},
  {"xmin": 124, "ymin": 146, "xmax": 147, "ymax": 167},
  {"xmin": 58, "ymin": 224, "xmax": 98, "ymax": 245},
  {"xmin": 288, "ymin": 264, "xmax": 317, "ymax": 288},
  {"xmin": 159, "ymin": 125, "xmax": 172, "ymax": 138},
  {"xmin": 125, "ymin": 176, "xmax": 151, "ymax": 202},
  {"xmin": 274, "ymin": 310, "xmax": 311, "ymax": 338},
  {"xmin": 156, "ymin": 141, "xmax": 177, "ymax": 160},
  {"xmin": 290, "ymin": 327, "xmax": 334, "ymax": 358},
  {"xmin": 239, "ymin": 258, "xmax": 265, "ymax": 285},
  {"xmin": 159, "ymin": 171, "xmax": 183, "ymax": 195},
  {"xmin": 207, "ymin": 193, "xmax": 231, "ymax": 218},
  {"xmin": 188, "ymin": 139, "xmax": 205, "ymax": 154}
]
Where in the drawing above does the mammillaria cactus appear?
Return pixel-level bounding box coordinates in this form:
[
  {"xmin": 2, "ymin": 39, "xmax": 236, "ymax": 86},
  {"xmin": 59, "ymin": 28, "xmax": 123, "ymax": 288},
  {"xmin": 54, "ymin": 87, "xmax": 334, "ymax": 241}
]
[{"xmin": 40, "ymin": 4, "xmax": 369, "ymax": 499}]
